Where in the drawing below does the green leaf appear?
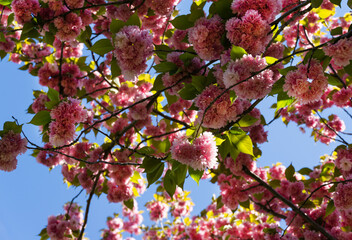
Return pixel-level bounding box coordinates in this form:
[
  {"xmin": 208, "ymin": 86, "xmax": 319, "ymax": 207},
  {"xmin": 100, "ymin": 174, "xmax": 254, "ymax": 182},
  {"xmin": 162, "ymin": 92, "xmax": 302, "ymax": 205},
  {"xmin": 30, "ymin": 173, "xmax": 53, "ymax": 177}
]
[
  {"xmin": 38, "ymin": 228, "xmax": 49, "ymax": 240},
  {"xmin": 140, "ymin": 156, "xmax": 162, "ymax": 173},
  {"xmin": 348, "ymin": 0, "xmax": 352, "ymax": 9},
  {"xmin": 298, "ymin": 167, "xmax": 313, "ymax": 175},
  {"xmin": 7, "ymin": 13, "xmax": 14, "ymax": 26},
  {"xmin": 47, "ymin": 88, "xmax": 60, "ymax": 102},
  {"xmin": 151, "ymin": 74, "xmax": 165, "ymax": 91},
  {"xmin": 154, "ymin": 62, "xmax": 178, "ymax": 73},
  {"xmin": 154, "ymin": 44, "xmax": 172, "ymax": 60},
  {"xmin": 3, "ymin": 121, "xmax": 22, "ymax": 134},
  {"xmin": 110, "ymin": 57, "xmax": 121, "ymax": 79},
  {"xmin": 189, "ymin": 167, "xmax": 203, "ymax": 185},
  {"xmin": 172, "ymin": 162, "xmax": 187, "ymax": 188},
  {"xmin": 170, "ymin": 15, "xmax": 194, "ymax": 30},
  {"xmin": 191, "ymin": 75, "xmax": 208, "ymax": 92},
  {"xmin": 20, "ymin": 22, "xmax": 38, "ymax": 40},
  {"xmin": 125, "ymin": 13, "xmax": 141, "ymax": 28},
  {"xmin": 124, "ymin": 198, "xmax": 134, "ymax": 210},
  {"xmin": 209, "ymin": 0, "xmax": 233, "ymax": 19},
  {"xmin": 179, "ymin": 52, "xmax": 195, "ymax": 67},
  {"xmin": 344, "ymin": 61, "xmax": 352, "ymax": 75},
  {"xmin": 285, "ymin": 164, "xmax": 296, "ymax": 182},
  {"xmin": 311, "ymin": 0, "xmax": 323, "ymax": 8},
  {"xmin": 331, "ymin": 27, "xmax": 342, "ymax": 36},
  {"xmin": 146, "ymin": 162, "xmax": 164, "ymax": 187},
  {"xmin": 301, "ymin": 200, "xmax": 316, "ymax": 208},
  {"xmin": 277, "ymin": 91, "xmax": 294, "ymax": 110},
  {"xmin": 216, "ymin": 196, "xmax": 224, "ymax": 209},
  {"xmin": 230, "ymin": 45, "xmax": 247, "ymax": 61},
  {"xmin": 265, "ymin": 56, "xmax": 278, "ymax": 65},
  {"xmin": 278, "ymin": 66, "xmax": 297, "ymax": 76},
  {"xmin": 110, "ymin": 19, "xmax": 126, "ymax": 34},
  {"xmin": 330, "ymin": 0, "xmax": 341, "ymax": 6},
  {"xmin": 239, "ymin": 199, "xmax": 250, "ymax": 209},
  {"xmin": 137, "ymin": 146, "xmax": 155, "ymax": 155},
  {"xmin": 178, "ymin": 83, "xmax": 200, "ymax": 100},
  {"xmin": 29, "ymin": 111, "xmax": 51, "ymax": 126},
  {"xmin": 324, "ymin": 200, "xmax": 335, "ymax": 218},
  {"xmin": 43, "ymin": 31, "xmax": 55, "ymax": 45},
  {"xmin": 237, "ymin": 114, "xmax": 258, "ymax": 127},
  {"xmin": 110, "ymin": 13, "xmax": 141, "ymax": 34},
  {"xmin": 263, "ymin": 228, "xmax": 277, "ymax": 234},
  {"xmin": 90, "ymin": 39, "xmax": 114, "ymax": 56},
  {"xmin": 0, "ymin": 0, "xmax": 13, "ymax": 6},
  {"xmin": 227, "ymin": 133, "xmax": 253, "ymax": 156},
  {"xmin": 77, "ymin": 26, "xmax": 92, "ymax": 43},
  {"xmin": 164, "ymin": 170, "xmax": 177, "ymax": 197},
  {"xmin": 229, "ymin": 90, "xmax": 237, "ymax": 104}
]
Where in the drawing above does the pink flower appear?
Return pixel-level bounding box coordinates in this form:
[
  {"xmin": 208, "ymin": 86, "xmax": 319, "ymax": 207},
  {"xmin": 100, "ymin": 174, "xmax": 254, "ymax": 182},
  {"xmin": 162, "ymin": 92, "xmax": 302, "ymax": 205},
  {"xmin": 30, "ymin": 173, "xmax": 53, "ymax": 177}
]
[
  {"xmin": 334, "ymin": 182, "xmax": 352, "ymax": 210},
  {"xmin": 226, "ymin": 10, "xmax": 272, "ymax": 55},
  {"xmin": 231, "ymin": 0, "xmax": 282, "ymax": 22},
  {"xmin": 223, "ymin": 55, "xmax": 274, "ymax": 99},
  {"xmin": 113, "ymin": 25, "xmax": 153, "ymax": 80},
  {"xmin": 188, "ymin": 15, "xmax": 224, "ymax": 61},
  {"xmin": 54, "ymin": 13, "xmax": 84, "ymax": 42},
  {"xmin": 0, "ymin": 131, "xmax": 27, "ymax": 172},
  {"xmin": 146, "ymin": 201, "xmax": 170, "ymax": 221},
  {"xmin": 323, "ymin": 38, "xmax": 352, "ymax": 67},
  {"xmin": 283, "ymin": 60, "xmax": 328, "ymax": 104},
  {"xmin": 12, "ymin": 0, "xmax": 40, "ymax": 24},
  {"xmin": 171, "ymin": 132, "xmax": 218, "ymax": 170}
]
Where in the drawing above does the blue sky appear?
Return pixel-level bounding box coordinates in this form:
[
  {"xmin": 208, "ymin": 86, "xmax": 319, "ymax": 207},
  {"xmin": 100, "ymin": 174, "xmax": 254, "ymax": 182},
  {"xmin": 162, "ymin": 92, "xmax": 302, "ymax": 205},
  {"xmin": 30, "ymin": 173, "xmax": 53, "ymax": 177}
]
[{"xmin": 0, "ymin": 1, "xmax": 351, "ymax": 240}]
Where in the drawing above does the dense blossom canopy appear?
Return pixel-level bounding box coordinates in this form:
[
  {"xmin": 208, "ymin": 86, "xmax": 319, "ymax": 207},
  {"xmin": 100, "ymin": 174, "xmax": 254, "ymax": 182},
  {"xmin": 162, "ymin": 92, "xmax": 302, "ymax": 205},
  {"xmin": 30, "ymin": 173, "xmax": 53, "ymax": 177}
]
[{"xmin": 1, "ymin": 0, "xmax": 352, "ymax": 239}]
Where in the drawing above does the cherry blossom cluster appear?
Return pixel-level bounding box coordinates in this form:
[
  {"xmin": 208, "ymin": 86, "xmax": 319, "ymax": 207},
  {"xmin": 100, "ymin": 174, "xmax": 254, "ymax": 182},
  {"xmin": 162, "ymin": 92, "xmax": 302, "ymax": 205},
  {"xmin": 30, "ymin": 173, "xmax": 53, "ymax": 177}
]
[
  {"xmin": 0, "ymin": 130, "xmax": 27, "ymax": 172},
  {"xmin": 3, "ymin": 0, "xmax": 352, "ymax": 240},
  {"xmin": 171, "ymin": 132, "xmax": 218, "ymax": 170},
  {"xmin": 49, "ymin": 98, "xmax": 88, "ymax": 146},
  {"xmin": 43, "ymin": 203, "xmax": 84, "ymax": 240}
]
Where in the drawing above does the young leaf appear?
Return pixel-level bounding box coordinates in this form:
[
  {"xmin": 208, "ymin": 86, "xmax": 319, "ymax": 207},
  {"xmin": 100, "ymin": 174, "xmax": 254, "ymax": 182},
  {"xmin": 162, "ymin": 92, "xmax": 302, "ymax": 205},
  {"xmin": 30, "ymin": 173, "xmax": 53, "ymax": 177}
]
[
  {"xmin": 324, "ymin": 200, "xmax": 335, "ymax": 218},
  {"xmin": 29, "ymin": 111, "xmax": 51, "ymax": 126},
  {"xmin": 230, "ymin": 45, "xmax": 247, "ymax": 61},
  {"xmin": 146, "ymin": 163, "xmax": 164, "ymax": 187},
  {"xmin": 90, "ymin": 39, "xmax": 114, "ymax": 56},
  {"xmin": 163, "ymin": 170, "xmax": 177, "ymax": 197},
  {"xmin": 285, "ymin": 164, "xmax": 296, "ymax": 182},
  {"xmin": 189, "ymin": 167, "xmax": 203, "ymax": 185},
  {"xmin": 311, "ymin": 0, "xmax": 323, "ymax": 8}
]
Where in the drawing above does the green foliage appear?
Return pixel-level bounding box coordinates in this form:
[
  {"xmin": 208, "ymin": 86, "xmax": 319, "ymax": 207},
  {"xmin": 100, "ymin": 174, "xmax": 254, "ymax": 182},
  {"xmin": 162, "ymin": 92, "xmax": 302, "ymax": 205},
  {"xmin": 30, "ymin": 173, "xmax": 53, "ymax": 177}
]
[
  {"xmin": 188, "ymin": 167, "xmax": 203, "ymax": 185},
  {"xmin": 230, "ymin": 45, "xmax": 247, "ymax": 61},
  {"xmin": 285, "ymin": 164, "xmax": 296, "ymax": 182},
  {"xmin": 90, "ymin": 39, "xmax": 114, "ymax": 56},
  {"xmin": 29, "ymin": 111, "xmax": 51, "ymax": 126}
]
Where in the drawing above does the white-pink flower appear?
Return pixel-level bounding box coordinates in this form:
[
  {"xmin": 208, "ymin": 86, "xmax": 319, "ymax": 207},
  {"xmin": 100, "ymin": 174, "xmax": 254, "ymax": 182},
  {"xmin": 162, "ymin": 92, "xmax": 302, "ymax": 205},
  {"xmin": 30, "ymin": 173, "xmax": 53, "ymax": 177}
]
[{"xmin": 171, "ymin": 132, "xmax": 218, "ymax": 170}]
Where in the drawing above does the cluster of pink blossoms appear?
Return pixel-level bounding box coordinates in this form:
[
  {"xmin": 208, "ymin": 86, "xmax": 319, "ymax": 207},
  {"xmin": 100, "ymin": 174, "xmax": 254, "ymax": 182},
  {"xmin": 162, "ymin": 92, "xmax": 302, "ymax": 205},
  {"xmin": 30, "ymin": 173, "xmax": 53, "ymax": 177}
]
[
  {"xmin": 226, "ymin": 0, "xmax": 281, "ymax": 56},
  {"xmin": 11, "ymin": 0, "xmax": 40, "ymax": 24},
  {"xmin": 171, "ymin": 132, "xmax": 218, "ymax": 170},
  {"xmin": 283, "ymin": 59, "xmax": 328, "ymax": 104},
  {"xmin": 195, "ymin": 84, "xmax": 248, "ymax": 129},
  {"xmin": 162, "ymin": 52, "xmax": 203, "ymax": 96},
  {"xmin": 223, "ymin": 55, "xmax": 274, "ymax": 99},
  {"xmin": 46, "ymin": 203, "xmax": 84, "ymax": 240},
  {"xmin": 323, "ymin": 38, "xmax": 352, "ymax": 67},
  {"xmin": 113, "ymin": 25, "xmax": 153, "ymax": 80},
  {"xmin": 0, "ymin": 131, "xmax": 27, "ymax": 172},
  {"xmin": 146, "ymin": 200, "xmax": 170, "ymax": 222},
  {"xmin": 49, "ymin": 98, "xmax": 87, "ymax": 146},
  {"xmin": 188, "ymin": 15, "xmax": 224, "ymax": 61}
]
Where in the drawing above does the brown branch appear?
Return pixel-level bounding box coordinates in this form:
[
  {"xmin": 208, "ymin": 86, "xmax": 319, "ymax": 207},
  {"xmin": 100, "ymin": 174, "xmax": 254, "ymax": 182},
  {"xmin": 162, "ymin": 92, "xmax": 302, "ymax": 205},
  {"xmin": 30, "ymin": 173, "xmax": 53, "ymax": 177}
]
[
  {"xmin": 242, "ymin": 165, "xmax": 336, "ymax": 240},
  {"xmin": 248, "ymin": 196, "xmax": 287, "ymax": 220},
  {"xmin": 78, "ymin": 171, "xmax": 102, "ymax": 240}
]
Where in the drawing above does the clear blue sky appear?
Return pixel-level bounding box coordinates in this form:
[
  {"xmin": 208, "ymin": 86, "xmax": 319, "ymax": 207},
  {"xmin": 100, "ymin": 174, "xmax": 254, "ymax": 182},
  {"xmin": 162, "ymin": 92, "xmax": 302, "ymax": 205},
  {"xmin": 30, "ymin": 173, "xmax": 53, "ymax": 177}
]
[{"xmin": 0, "ymin": 2, "xmax": 350, "ymax": 240}]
